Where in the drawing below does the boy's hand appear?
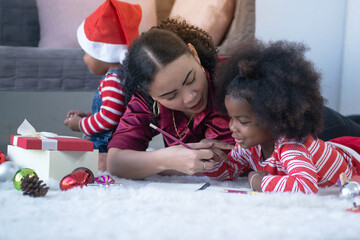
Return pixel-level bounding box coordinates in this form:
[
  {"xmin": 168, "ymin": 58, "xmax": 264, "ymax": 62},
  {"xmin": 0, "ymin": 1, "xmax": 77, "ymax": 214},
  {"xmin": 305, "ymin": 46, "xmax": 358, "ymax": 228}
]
[
  {"xmin": 66, "ymin": 110, "xmax": 88, "ymax": 118},
  {"xmin": 64, "ymin": 115, "xmax": 82, "ymax": 132}
]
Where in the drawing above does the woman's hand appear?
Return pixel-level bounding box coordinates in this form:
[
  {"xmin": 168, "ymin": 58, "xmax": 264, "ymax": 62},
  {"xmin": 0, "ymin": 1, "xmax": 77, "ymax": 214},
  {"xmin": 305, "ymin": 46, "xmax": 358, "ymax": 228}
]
[
  {"xmin": 107, "ymin": 143, "xmax": 218, "ymax": 179},
  {"xmin": 64, "ymin": 115, "xmax": 82, "ymax": 131},
  {"xmin": 66, "ymin": 110, "xmax": 88, "ymax": 118},
  {"xmin": 160, "ymin": 142, "xmax": 217, "ymax": 175},
  {"xmin": 200, "ymin": 139, "xmax": 235, "ymax": 162},
  {"xmin": 248, "ymin": 170, "xmax": 268, "ymax": 191}
]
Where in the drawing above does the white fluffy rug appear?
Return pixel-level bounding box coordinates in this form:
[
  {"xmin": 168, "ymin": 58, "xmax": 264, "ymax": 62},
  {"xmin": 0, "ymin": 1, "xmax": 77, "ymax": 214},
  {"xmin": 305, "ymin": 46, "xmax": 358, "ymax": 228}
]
[{"xmin": 1, "ymin": 173, "xmax": 360, "ymax": 240}]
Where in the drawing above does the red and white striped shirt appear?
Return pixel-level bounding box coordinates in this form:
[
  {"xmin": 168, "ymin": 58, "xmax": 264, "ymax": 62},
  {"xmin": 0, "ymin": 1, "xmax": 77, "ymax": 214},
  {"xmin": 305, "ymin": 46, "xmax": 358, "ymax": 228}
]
[
  {"xmin": 80, "ymin": 72, "xmax": 125, "ymax": 136},
  {"xmin": 208, "ymin": 136, "xmax": 360, "ymax": 193}
]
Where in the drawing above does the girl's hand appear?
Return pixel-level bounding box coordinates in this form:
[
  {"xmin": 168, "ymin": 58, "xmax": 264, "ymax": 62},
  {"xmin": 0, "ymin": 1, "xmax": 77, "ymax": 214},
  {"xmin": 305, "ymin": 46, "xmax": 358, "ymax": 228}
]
[
  {"xmin": 66, "ymin": 110, "xmax": 88, "ymax": 118},
  {"xmin": 248, "ymin": 170, "xmax": 268, "ymax": 191},
  {"xmin": 200, "ymin": 139, "xmax": 235, "ymax": 162},
  {"xmin": 160, "ymin": 142, "xmax": 216, "ymax": 175},
  {"xmin": 64, "ymin": 115, "xmax": 82, "ymax": 131}
]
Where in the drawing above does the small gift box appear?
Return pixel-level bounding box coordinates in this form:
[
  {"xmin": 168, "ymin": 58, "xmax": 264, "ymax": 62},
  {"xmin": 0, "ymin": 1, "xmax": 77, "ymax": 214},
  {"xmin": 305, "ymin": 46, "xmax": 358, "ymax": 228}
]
[{"xmin": 7, "ymin": 119, "xmax": 98, "ymax": 181}]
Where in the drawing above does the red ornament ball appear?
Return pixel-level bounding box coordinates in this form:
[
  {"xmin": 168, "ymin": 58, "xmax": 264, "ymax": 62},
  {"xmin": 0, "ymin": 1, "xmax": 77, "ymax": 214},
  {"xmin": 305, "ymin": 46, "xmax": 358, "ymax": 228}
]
[
  {"xmin": 59, "ymin": 167, "xmax": 94, "ymax": 191},
  {"xmin": 0, "ymin": 151, "xmax": 8, "ymax": 164}
]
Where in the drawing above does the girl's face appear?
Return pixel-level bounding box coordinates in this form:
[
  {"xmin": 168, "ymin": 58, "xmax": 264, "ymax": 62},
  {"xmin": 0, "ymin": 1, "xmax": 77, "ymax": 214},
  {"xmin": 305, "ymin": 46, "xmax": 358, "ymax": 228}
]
[
  {"xmin": 148, "ymin": 45, "xmax": 208, "ymax": 116},
  {"xmin": 225, "ymin": 95, "xmax": 274, "ymax": 152}
]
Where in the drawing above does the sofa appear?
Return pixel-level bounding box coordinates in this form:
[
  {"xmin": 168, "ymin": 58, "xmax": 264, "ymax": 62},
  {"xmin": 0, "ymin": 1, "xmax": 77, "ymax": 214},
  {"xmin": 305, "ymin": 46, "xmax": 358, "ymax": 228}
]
[
  {"xmin": 0, "ymin": 0, "xmax": 255, "ymax": 152},
  {"xmin": 0, "ymin": 0, "xmax": 99, "ymax": 91},
  {"xmin": 0, "ymin": 0, "xmax": 255, "ymax": 91}
]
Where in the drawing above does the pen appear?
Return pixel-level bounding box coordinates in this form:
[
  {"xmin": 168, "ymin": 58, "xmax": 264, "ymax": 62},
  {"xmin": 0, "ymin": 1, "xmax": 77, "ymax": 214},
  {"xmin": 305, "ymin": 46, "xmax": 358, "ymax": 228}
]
[
  {"xmin": 195, "ymin": 182, "xmax": 211, "ymax": 191},
  {"xmin": 222, "ymin": 189, "xmax": 260, "ymax": 194},
  {"xmin": 149, "ymin": 123, "xmax": 194, "ymax": 150}
]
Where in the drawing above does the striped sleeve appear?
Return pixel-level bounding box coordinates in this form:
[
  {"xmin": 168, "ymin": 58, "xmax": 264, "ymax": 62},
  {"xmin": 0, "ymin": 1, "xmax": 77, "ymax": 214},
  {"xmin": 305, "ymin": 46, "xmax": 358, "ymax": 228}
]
[
  {"xmin": 204, "ymin": 145, "xmax": 250, "ymax": 181},
  {"xmin": 261, "ymin": 142, "xmax": 319, "ymax": 193},
  {"xmin": 80, "ymin": 73, "xmax": 125, "ymax": 136}
]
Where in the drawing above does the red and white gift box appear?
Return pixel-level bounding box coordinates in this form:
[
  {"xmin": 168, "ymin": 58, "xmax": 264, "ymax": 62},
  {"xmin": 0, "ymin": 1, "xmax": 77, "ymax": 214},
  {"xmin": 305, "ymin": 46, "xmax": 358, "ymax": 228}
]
[
  {"xmin": 10, "ymin": 135, "xmax": 93, "ymax": 151},
  {"xmin": 7, "ymin": 119, "xmax": 98, "ymax": 181}
]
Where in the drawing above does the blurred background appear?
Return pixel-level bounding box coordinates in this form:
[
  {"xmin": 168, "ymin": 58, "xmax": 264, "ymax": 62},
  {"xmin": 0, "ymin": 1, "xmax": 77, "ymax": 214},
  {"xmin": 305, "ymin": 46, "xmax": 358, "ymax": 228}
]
[{"xmin": 1, "ymin": 0, "xmax": 359, "ymax": 153}]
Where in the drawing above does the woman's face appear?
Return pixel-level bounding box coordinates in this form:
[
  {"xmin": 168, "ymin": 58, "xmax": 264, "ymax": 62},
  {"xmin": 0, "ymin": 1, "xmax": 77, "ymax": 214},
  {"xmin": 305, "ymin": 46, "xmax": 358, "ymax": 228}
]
[
  {"xmin": 225, "ymin": 95, "xmax": 273, "ymax": 152},
  {"xmin": 147, "ymin": 47, "xmax": 208, "ymax": 115}
]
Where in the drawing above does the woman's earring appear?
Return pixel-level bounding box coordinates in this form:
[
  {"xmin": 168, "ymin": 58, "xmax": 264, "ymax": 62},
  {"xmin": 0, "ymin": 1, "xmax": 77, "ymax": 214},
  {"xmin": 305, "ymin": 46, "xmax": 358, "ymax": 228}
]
[
  {"xmin": 201, "ymin": 66, "xmax": 205, "ymax": 73},
  {"xmin": 153, "ymin": 100, "xmax": 160, "ymax": 117}
]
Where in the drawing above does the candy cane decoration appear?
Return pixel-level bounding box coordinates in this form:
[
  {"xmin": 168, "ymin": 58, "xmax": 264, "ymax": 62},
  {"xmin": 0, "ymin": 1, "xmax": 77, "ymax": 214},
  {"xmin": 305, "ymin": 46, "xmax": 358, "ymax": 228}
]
[{"xmin": 94, "ymin": 175, "xmax": 115, "ymax": 184}]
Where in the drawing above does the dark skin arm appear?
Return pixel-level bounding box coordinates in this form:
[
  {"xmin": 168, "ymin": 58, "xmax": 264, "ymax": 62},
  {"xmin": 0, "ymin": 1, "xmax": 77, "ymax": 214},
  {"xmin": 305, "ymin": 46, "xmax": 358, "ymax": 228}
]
[
  {"xmin": 248, "ymin": 170, "xmax": 268, "ymax": 191},
  {"xmin": 64, "ymin": 110, "xmax": 90, "ymax": 132},
  {"xmin": 199, "ymin": 139, "xmax": 235, "ymax": 162},
  {"xmin": 64, "ymin": 115, "xmax": 82, "ymax": 132}
]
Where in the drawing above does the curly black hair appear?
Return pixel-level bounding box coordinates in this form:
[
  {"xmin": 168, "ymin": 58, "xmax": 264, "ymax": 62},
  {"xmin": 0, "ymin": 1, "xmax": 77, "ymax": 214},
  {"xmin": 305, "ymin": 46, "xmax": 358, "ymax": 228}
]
[
  {"xmin": 214, "ymin": 40, "xmax": 325, "ymax": 141},
  {"xmin": 123, "ymin": 18, "xmax": 218, "ymax": 112}
]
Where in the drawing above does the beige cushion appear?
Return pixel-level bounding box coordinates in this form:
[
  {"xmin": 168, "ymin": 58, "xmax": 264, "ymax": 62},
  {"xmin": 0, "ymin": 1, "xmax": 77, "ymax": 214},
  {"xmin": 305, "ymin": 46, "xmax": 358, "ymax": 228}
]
[
  {"xmin": 156, "ymin": 0, "xmax": 175, "ymax": 20},
  {"xmin": 126, "ymin": 0, "xmax": 158, "ymax": 33},
  {"xmin": 36, "ymin": 0, "xmax": 157, "ymax": 48},
  {"xmin": 218, "ymin": 0, "xmax": 256, "ymax": 56},
  {"xmin": 169, "ymin": 0, "xmax": 235, "ymax": 46}
]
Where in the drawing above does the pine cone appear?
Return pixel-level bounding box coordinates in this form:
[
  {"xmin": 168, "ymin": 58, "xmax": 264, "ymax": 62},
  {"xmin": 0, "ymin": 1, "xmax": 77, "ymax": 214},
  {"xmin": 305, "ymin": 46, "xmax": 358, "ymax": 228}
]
[{"xmin": 20, "ymin": 174, "xmax": 49, "ymax": 197}]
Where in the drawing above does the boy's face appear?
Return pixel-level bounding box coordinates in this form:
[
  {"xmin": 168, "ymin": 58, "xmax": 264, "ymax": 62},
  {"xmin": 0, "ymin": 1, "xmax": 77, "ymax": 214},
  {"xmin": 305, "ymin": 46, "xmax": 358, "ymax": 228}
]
[
  {"xmin": 83, "ymin": 53, "xmax": 110, "ymax": 75},
  {"xmin": 225, "ymin": 95, "xmax": 273, "ymax": 152}
]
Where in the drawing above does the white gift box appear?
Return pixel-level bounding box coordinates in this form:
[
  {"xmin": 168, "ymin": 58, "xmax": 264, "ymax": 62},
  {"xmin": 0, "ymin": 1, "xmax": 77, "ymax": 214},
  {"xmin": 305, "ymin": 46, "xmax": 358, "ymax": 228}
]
[
  {"xmin": 7, "ymin": 119, "xmax": 98, "ymax": 181},
  {"xmin": 7, "ymin": 145, "xmax": 98, "ymax": 181}
]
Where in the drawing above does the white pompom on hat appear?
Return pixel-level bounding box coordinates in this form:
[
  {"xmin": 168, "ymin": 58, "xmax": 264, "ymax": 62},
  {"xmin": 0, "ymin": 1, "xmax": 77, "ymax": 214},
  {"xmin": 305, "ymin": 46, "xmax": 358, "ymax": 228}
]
[{"xmin": 77, "ymin": 0, "xmax": 142, "ymax": 63}]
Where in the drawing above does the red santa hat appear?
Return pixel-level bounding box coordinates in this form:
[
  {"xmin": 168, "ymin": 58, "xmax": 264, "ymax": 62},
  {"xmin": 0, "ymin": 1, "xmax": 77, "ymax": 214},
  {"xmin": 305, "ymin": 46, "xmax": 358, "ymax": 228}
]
[{"xmin": 77, "ymin": 0, "xmax": 142, "ymax": 63}]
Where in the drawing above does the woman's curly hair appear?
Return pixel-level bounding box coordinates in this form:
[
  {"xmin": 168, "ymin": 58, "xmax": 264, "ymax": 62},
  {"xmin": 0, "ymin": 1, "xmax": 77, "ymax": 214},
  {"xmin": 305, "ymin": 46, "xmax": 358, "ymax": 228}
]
[
  {"xmin": 214, "ymin": 40, "xmax": 325, "ymax": 141},
  {"xmin": 123, "ymin": 18, "xmax": 218, "ymax": 112}
]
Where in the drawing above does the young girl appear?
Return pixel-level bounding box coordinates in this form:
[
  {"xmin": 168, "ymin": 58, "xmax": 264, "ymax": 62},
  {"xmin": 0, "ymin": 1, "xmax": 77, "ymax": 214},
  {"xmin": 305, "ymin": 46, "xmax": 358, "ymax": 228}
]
[
  {"xmin": 107, "ymin": 18, "xmax": 360, "ymax": 181},
  {"xmin": 212, "ymin": 40, "xmax": 360, "ymax": 193}
]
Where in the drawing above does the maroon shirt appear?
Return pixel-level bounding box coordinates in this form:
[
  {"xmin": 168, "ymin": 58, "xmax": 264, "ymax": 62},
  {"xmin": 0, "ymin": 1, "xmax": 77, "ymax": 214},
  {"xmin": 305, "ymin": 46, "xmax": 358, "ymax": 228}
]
[{"xmin": 108, "ymin": 76, "xmax": 234, "ymax": 151}]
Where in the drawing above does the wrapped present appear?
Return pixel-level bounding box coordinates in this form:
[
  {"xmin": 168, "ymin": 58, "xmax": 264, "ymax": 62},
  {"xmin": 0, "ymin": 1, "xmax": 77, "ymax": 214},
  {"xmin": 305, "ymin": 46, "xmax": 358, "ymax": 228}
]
[
  {"xmin": 10, "ymin": 135, "xmax": 93, "ymax": 151},
  {"xmin": 7, "ymin": 119, "xmax": 98, "ymax": 181}
]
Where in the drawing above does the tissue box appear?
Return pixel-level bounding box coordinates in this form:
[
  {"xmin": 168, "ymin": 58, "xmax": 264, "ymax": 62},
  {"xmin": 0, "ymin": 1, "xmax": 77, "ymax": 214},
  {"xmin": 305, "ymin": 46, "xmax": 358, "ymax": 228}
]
[{"xmin": 7, "ymin": 135, "xmax": 98, "ymax": 181}]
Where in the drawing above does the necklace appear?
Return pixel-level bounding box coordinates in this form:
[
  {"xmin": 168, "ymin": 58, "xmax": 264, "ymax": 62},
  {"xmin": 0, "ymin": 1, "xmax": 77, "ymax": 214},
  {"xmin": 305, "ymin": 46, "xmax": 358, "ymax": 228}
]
[{"xmin": 172, "ymin": 110, "xmax": 194, "ymax": 138}]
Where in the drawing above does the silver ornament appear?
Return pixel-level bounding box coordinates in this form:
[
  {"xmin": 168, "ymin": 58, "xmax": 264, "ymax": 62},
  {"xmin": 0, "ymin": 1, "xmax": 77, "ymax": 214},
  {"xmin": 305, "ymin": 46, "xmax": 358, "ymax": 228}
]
[
  {"xmin": 0, "ymin": 161, "xmax": 19, "ymax": 182},
  {"xmin": 339, "ymin": 181, "xmax": 360, "ymax": 199}
]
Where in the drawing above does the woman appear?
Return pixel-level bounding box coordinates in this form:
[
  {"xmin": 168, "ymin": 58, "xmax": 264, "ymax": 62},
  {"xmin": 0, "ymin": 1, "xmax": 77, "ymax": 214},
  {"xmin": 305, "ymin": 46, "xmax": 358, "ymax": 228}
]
[
  {"xmin": 107, "ymin": 19, "xmax": 360, "ymax": 180},
  {"xmin": 107, "ymin": 19, "xmax": 234, "ymax": 180}
]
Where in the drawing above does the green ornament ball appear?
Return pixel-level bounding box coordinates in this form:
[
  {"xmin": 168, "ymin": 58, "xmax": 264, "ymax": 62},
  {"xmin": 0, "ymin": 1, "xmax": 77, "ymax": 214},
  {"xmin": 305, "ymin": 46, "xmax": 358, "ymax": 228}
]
[{"xmin": 13, "ymin": 168, "xmax": 37, "ymax": 190}]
